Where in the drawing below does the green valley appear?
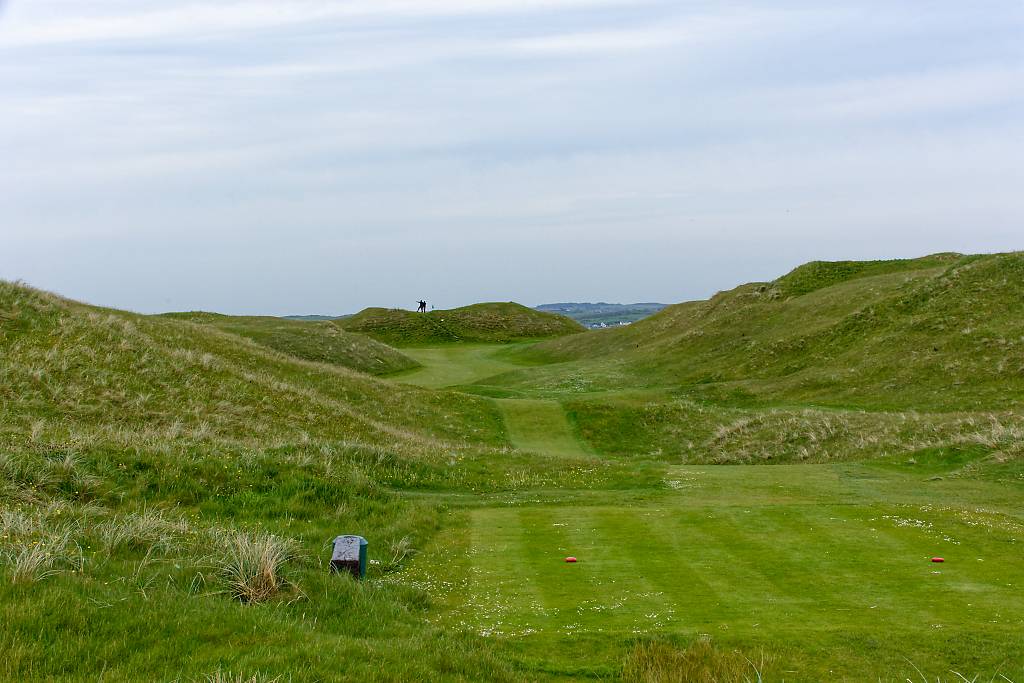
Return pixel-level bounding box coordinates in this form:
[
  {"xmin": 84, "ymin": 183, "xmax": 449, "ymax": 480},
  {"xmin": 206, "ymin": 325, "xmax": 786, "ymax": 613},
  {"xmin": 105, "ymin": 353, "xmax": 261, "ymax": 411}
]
[{"xmin": 2, "ymin": 252, "xmax": 1023, "ymax": 682}]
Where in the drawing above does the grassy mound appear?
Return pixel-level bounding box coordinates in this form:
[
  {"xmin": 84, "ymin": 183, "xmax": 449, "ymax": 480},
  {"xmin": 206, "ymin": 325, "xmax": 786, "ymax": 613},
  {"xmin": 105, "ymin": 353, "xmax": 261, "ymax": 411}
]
[
  {"xmin": 770, "ymin": 252, "xmax": 963, "ymax": 298},
  {"xmin": 498, "ymin": 252, "xmax": 1024, "ymax": 411},
  {"xmin": 158, "ymin": 311, "xmax": 419, "ymax": 375},
  {"xmin": 339, "ymin": 302, "xmax": 584, "ymax": 346}
]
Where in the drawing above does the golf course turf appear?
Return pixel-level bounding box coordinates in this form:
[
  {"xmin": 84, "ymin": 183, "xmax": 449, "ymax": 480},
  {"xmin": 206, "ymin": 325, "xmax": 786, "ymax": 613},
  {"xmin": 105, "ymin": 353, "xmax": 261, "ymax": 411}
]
[{"xmin": 393, "ymin": 342, "xmax": 1024, "ymax": 681}]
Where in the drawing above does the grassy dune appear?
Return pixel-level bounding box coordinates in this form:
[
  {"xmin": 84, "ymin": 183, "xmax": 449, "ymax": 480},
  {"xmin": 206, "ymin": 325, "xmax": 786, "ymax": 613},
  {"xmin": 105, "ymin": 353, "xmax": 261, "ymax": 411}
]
[
  {"xmin": 340, "ymin": 302, "xmax": 584, "ymax": 346},
  {"xmin": 469, "ymin": 253, "xmax": 1024, "ymax": 468},
  {"xmin": 159, "ymin": 311, "xmax": 419, "ymax": 376},
  {"xmin": 500, "ymin": 252, "xmax": 1024, "ymax": 409}
]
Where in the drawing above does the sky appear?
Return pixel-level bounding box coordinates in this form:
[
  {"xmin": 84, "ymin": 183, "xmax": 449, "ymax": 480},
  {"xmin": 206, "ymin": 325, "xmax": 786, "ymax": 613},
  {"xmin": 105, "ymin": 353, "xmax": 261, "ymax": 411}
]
[{"xmin": 1, "ymin": 1, "xmax": 1022, "ymax": 315}]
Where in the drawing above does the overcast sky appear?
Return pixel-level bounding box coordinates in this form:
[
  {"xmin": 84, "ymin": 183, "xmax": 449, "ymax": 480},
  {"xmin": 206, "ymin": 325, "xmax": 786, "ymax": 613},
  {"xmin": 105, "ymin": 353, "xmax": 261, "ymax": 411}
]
[{"xmin": 2, "ymin": 1, "xmax": 1022, "ymax": 315}]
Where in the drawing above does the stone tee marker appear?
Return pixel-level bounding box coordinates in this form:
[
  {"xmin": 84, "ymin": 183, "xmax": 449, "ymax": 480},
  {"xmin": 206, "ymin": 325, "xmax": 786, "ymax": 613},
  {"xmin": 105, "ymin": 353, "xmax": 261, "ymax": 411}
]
[{"xmin": 331, "ymin": 535, "xmax": 368, "ymax": 578}]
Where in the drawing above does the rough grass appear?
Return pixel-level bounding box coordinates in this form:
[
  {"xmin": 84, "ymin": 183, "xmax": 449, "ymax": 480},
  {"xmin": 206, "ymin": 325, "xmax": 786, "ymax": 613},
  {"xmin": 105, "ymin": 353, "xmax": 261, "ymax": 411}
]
[
  {"xmin": 159, "ymin": 311, "xmax": 420, "ymax": 375},
  {"xmin": 1, "ymin": 524, "xmax": 82, "ymax": 584},
  {"xmin": 211, "ymin": 529, "xmax": 298, "ymax": 603},
  {"xmin": 564, "ymin": 395, "xmax": 1024, "ymax": 473},
  {"xmin": 498, "ymin": 252, "xmax": 1024, "ymax": 411},
  {"xmin": 622, "ymin": 638, "xmax": 770, "ymax": 683},
  {"xmin": 199, "ymin": 672, "xmax": 283, "ymax": 683},
  {"xmin": 0, "ymin": 280, "xmax": 507, "ymax": 451}
]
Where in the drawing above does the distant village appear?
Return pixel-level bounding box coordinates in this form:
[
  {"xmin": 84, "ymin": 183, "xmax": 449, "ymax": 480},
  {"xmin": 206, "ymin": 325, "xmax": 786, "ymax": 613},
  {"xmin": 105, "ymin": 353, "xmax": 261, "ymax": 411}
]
[{"xmin": 586, "ymin": 320, "xmax": 633, "ymax": 329}]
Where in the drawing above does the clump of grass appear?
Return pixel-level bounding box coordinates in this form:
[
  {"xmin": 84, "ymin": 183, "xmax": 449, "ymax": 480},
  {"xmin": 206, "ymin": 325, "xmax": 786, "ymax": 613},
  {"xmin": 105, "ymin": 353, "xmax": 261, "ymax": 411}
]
[
  {"xmin": 380, "ymin": 535, "xmax": 417, "ymax": 573},
  {"xmin": 0, "ymin": 450, "xmax": 99, "ymax": 503},
  {"xmin": 1, "ymin": 524, "xmax": 83, "ymax": 584},
  {"xmin": 200, "ymin": 671, "xmax": 283, "ymax": 683},
  {"xmin": 210, "ymin": 529, "xmax": 298, "ymax": 603},
  {"xmin": 622, "ymin": 637, "xmax": 771, "ymax": 683},
  {"xmin": 902, "ymin": 659, "xmax": 1017, "ymax": 683}
]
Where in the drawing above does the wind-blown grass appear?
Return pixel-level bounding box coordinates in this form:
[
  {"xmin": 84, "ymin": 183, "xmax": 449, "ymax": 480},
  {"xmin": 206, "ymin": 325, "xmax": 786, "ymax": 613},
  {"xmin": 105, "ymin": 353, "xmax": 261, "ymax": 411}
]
[
  {"xmin": 622, "ymin": 638, "xmax": 770, "ymax": 683},
  {"xmin": 1, "ymin": 523, "xmax": 82, "ymax": 584},
  {"xmin": 210, "ymin": 529, "xmax": 298, "ymax": 603}
]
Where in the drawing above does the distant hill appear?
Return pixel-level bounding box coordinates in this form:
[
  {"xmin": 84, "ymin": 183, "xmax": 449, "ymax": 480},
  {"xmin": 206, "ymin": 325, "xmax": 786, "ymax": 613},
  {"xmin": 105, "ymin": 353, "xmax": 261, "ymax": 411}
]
[
  {"xmin": 157, "ymin": 311, "xmax": 419, "ymax": 375},
  {"xmin": 281, "ymin": 314, "xmax": 346, "ymax": 321},
  {"xmin": 338, "ymin": 302, "xmax": 585, "ymax": 346},
  {"xmin": 535, "ymin": 302, "xmax": 667, "ymax": 328}
]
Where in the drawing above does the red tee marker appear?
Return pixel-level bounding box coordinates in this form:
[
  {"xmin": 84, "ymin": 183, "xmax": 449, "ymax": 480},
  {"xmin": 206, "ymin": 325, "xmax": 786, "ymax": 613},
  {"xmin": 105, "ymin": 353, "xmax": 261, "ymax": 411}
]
[
  {"xmin": 565, "ymin": 556, "xmax": 578, "ymax": 563},
  {"xmin": 931, "ymin": 557, "xmax": 945, "ymax": 563}
]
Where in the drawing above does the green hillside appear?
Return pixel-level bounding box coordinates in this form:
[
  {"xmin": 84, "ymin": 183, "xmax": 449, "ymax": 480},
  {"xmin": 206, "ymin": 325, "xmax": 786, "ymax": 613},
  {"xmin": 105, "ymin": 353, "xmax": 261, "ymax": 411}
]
[
  {"xmin": 339, "ymin": 302, "xmax": 584, "ymax": 346},
  {"xmin": 0, "ymin": 281, "xmax": 632, "ymax": 682},
  {"xmin": 158, "ymin": 311, "xmax": 419, "ymax": 375},
  {"xmin": 491, "ymin": 252, "xmax": 1024, "ymax": 409},
  {"xmin": 464, "ymin": 253, "xmax": 1024, "ymax": 466},
  {"xmin": 3, "ymin": 254, "xmax": 1024, "ymax": 682}
]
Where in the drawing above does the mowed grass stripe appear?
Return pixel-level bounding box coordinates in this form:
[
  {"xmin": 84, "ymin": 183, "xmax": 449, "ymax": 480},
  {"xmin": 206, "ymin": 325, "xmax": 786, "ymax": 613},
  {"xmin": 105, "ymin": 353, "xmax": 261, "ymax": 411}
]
[
  {"xmin": 497, "ymin": 399, "xmax": 588, "ymax": 458},
  {"xmin": 463, "ymin": 507, "xmax": 554, "ymax": 636},
  {"xmin": 826, "ymin": 503, "xmax": 1024, "ymax": 626},
  {"xmin": 707, "ymin": 505, "xmax": 947, "ymax": 630},
  {"xmin": 397, "ymin": 344, "xmax": 526, "ymax": 388},
  {"xmin": 660, "ymin": 508, "xmax": 817, "ymax": 627},
  {"xmin": 554, "ymin": 507, "xmax": 675, "ymax": 634},
  {"xmin": 601, "ymin": 507, "xmax": 727, "ymax": 629},
  {"xmin": 457, "ymin": 506, "xmax": 676, "ymax": 636}
]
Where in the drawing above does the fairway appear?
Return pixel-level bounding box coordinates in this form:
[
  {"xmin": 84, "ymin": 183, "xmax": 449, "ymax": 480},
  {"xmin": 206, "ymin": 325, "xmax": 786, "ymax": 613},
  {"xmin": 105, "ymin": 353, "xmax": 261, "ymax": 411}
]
[
  {"xmin": 393, "ymin": 343, "xmax": 1024, "ymax": 681},
  {"xmin": 401, "ymin": 465, "xmax": 1024, "ymax": 679},
  {"xmin": 396, "ymin": 344, "xmax": 589, "ymax": 456},
  {"xmin": 496, "ymin": 398, "xmax": 588, "ymax": 458},
  {"xmin": 395, "ymin": 343, "xmax": 529, "ymax": 388}
]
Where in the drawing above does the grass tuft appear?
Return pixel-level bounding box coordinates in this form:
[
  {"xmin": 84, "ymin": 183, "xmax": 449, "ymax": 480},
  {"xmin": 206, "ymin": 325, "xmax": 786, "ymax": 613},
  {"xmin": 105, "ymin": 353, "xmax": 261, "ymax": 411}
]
[
  {"xmin": 200, "ymin": 671, "xmax": 283, "ymax": 683},
  {"xmin": 1, "ymin": 524, "xmax": 83, "ymax": 584},
  {"xmin": 622, "ymin": 637, "xmax": 770, "ymax": 683},
  {"xmin": 97, "ymin": 509, "xmax": 190, "ymax": 555},
  {"xmin": 210, "ymin": 529, "xmax": 298, "ymax": 603}
]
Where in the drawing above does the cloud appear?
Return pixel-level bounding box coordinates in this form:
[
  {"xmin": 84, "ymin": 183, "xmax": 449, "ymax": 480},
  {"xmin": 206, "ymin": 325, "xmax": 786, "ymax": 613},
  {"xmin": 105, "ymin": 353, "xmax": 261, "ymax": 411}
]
[{"xmin": 0, "ymin": 0, "xmax": 632, "ymax": 46}]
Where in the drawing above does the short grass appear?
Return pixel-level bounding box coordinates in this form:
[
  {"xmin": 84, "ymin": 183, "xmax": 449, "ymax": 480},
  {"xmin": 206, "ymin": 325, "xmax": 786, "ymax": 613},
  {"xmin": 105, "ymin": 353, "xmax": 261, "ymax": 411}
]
[
  {"xmin": 495, "ymin": 399, "xmax": 589, "ymax": 459},
  {"xmin": 399, "ymin": 464, "xmax": 1024, "ymax": 681},
  {"xmin": 383, "ymin": 337, "xmax": 1024, "ymax": 681},
  {"xmin": 395, "ymin": 343, "xmax": 532, "ymax": 389}
]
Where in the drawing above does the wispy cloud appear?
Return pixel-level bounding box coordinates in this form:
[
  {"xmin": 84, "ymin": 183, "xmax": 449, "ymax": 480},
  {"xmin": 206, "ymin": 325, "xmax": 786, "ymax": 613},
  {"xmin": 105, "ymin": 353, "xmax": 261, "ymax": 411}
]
[{"xmin": 0, "ymin": 0, "xmax": 632, "ymax": 46}]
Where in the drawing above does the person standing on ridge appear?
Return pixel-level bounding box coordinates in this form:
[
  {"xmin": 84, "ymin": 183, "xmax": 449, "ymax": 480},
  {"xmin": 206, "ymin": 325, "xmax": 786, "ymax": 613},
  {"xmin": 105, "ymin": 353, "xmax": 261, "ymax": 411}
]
[{"xmin": 417, "ymin": 300, "xmax": 427, "ymax": 313}]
